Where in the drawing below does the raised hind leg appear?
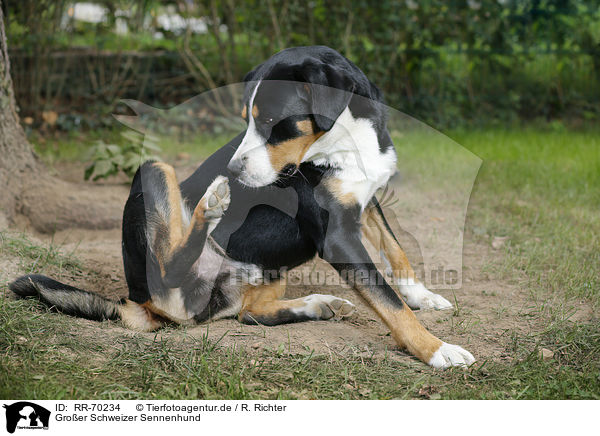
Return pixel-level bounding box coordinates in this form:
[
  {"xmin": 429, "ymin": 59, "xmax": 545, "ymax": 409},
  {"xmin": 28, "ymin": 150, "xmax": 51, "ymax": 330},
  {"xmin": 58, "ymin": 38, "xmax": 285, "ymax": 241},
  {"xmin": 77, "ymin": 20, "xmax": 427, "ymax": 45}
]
[
  {"xmin": 121, "ymin": 161, "xmax": 230, "ymax": 329},
  {"xmin": 142, "ymin": 162, "xmax": 230, "ymax": 288}
]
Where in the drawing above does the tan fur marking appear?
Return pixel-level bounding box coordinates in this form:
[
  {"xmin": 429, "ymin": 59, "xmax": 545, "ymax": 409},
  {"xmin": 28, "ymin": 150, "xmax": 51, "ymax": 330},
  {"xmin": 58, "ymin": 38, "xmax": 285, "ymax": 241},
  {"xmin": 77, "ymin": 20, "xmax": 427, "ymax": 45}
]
[
  {"xmin": 323, "ymin": 178, "xmax": 358, "ymax": 206},
  {"xmin": 346, "ymin": 268, "xmax": 442, "ymax": 363},
  {"xmin": 361, "ymin": 206, "xmax": 416, "ymax": 281},
  {"xmin": 241, "ymin": 105, "xmax": 247, "ymax": 119},
  {"xmin": 267, "ymin": 123, "xmax": 324, "ymax": 173},
  {"xmin": 165, "ymin": 187, "xmax": 207, "ymax": 268},
  {"xmin": 119, "ymin": 299, "xmax": 164, "ymax": 331},
  {"xmin": 188, "ymin": 196, "xmax": 207, "ymax": 232},
  {"xmin": 376, "ymin": 302, "xmax": 443, "ymax": 363},
  {"xmin": 239, "ymin": 276, "xmax": 307, "ymax": 321},
  {"xmin": 296, "ymin": 119, "xmax": 313, "ymax": 135},
  {"xmin": 152, "ymin": 162, "xmax": 184, "ymax": 251},
  {"xmin": 142, "ymin": 299, "xmax": 193, "ymax": 325},
  {"xmin": 252, "ymin": 104, "xmax": 259, "ymax": 119},
  {"xmin": 149, "ymin": 162, "xmax": 211, "ymax": 283}
]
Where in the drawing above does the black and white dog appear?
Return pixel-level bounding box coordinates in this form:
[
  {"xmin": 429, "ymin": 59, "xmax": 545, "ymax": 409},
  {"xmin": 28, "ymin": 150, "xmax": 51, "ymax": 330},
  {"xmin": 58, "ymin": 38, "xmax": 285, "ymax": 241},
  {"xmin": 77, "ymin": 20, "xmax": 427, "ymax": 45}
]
[{"xmin": 10, "ymin": 46, "xmax": 474, "ymax": 369}]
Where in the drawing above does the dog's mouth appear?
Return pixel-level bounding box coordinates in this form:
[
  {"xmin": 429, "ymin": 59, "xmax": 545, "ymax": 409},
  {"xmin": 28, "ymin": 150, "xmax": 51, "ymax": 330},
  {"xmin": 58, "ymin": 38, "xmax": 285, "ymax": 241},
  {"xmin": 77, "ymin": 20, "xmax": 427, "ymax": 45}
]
[
  {"xmin": 272, "ymin": 163, "xmax": 299, "ymax": 186},
  {"xmin": 233, "ymin": 164, "xmax": 298, "ymax": 188},
  {"xmin": 279, "ymin": 163, "xmax": 298, "ymax": 178},
  {"xmin": 235, "ymin": 172, "xmax": 267, "ymax": 188}
]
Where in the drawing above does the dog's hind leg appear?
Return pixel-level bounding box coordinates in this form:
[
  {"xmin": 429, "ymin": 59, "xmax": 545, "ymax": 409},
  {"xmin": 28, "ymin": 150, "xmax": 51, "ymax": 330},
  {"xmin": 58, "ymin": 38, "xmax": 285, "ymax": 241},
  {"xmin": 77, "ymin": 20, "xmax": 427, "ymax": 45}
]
[
  {"xmin": 129, "ymin": 162, "xmax": 229, "ymax": 324},
  {"xmin": 143, "ymin": 162, "xmax": 230, "ymax": 289},
  {"xmin": 238, "ymin": 274, "xmax": 355, "ymax": 326},
  {"xmin": 361, "ymin": 200, "xmax": 452, "ymax": 310}
]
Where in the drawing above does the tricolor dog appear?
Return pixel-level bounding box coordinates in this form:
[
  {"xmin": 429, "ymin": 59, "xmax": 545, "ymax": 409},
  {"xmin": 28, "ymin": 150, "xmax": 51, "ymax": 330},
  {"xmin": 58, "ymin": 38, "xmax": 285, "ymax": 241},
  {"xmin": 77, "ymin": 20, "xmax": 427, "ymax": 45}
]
[{"xmin": 10, "ymin": 46, "xmax": 474, "ymax": 369}]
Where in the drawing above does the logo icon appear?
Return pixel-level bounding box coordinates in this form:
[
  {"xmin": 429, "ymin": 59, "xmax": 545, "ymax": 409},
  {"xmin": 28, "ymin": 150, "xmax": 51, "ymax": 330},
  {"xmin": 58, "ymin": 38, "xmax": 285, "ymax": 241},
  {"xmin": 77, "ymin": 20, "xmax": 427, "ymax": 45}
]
[{"xmin": 3, "ymin": 402, "xmax": 50, "ymax": 433}]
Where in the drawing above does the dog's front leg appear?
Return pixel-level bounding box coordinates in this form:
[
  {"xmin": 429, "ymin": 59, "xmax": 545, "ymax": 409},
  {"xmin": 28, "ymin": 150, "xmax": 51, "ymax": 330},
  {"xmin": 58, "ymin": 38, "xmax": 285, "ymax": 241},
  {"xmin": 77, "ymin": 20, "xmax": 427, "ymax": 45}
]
[
  {"xmin": 361, "ymin": 201, "xmax": 453, "ymax": 310},
  {"xmin": 322, "ymin": 228, "xmax": 474, "ymax": 369}
]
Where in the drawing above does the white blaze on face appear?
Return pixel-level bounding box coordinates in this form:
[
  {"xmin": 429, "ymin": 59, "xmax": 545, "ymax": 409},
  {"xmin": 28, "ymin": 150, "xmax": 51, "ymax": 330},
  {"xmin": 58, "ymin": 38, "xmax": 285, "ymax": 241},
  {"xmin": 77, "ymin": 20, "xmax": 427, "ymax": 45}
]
[{"xmin": 230, "ymin": 81, "xmax": 278, "ymax": 187}]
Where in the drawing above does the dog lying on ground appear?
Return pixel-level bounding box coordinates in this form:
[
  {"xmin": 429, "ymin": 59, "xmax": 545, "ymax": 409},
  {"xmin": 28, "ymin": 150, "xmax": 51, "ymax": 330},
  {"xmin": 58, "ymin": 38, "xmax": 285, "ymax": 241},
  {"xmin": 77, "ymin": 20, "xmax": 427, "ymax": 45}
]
[{"xmin": 10, "ymin": 46, "xmax": 474, "ymax": 369}]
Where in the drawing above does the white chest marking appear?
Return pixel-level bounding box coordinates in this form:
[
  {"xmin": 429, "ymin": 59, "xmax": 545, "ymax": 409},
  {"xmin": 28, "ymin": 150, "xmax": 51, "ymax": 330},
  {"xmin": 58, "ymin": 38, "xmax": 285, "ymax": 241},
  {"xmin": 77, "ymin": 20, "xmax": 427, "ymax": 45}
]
[{"xmin": 303, "ymin": 108, "xmax": 397, "ymax": 208}]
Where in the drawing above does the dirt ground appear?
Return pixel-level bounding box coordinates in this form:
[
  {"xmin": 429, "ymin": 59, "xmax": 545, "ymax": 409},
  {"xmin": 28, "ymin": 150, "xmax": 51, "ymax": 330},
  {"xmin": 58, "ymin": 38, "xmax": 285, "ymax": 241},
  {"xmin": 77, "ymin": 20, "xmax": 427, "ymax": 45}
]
[{"xmin": 4, "ymin": 161, "xmax": 594, "ymax": 366}]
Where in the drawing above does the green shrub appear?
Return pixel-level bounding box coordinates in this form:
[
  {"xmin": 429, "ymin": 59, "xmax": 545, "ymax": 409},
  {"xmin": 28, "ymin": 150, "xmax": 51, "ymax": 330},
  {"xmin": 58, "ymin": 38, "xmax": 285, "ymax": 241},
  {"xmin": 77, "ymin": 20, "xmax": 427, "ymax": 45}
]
[{"xmin": 84, "ymin": 131, "xmax": 161, "ymax": 181}]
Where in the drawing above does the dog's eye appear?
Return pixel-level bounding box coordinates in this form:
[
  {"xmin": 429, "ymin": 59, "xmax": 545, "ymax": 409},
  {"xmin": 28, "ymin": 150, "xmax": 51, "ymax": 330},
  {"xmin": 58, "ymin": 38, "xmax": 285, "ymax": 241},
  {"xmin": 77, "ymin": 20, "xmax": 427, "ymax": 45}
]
[{"xmin": 264, "ymin": 118, "xmax": 274, "ymax": 125}]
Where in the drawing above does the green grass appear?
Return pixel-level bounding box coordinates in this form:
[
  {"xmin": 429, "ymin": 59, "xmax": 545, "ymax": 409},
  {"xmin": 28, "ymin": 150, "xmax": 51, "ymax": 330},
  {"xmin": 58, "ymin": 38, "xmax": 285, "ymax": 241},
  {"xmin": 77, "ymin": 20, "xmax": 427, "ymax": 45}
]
[
  {"xmin": 3, "ymin": 125, "xmax": 600, "ymax": 399},
  {"xmin": 454, "ymin": 128, "xmax": 600, "ymax": 305},
  {"xmin": 0, "ymin": 231, "xmax": 82, "ymax": 276},
  {"xmin": 1, "ymin": 296, "xmax": 598, "ymax": 400},
  {"xmin": 391, "ymin": 124, "xmax": 600, "ymax": 307},
  {"xmin": 0, "ymin": 298, "xmax": 429, "ymax": 400}
]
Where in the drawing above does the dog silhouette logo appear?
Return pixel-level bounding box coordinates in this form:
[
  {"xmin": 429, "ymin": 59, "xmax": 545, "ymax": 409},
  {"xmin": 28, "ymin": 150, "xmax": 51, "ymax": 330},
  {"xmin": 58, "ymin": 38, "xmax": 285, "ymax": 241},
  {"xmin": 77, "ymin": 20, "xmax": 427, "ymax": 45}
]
[{"xmin": 3, "ymin": 402, "xmax": 50, "ymax": 433}]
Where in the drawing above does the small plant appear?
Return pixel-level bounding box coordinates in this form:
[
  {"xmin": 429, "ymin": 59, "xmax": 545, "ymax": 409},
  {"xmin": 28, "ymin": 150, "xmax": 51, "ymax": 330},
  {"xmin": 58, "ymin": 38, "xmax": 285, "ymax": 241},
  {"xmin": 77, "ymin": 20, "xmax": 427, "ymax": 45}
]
[{"xmin": 84, "ymin": 131, "xmax": 161, "ymax": 181}]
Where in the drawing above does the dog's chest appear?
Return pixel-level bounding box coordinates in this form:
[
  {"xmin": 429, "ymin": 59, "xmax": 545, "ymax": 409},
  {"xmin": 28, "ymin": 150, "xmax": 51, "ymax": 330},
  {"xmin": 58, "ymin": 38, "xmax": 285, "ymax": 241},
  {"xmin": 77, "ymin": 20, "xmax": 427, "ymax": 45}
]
[{"xmin": 303, "ymin": 108, "xmax": 397, "ymax": 208}]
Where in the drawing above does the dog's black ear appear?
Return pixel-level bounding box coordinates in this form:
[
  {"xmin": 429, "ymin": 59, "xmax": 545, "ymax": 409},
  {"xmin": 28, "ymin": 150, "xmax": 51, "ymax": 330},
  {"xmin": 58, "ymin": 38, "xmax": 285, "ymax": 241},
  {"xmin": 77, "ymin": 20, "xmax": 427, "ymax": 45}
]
[
  {"xmin": 243, "ymin": 67, "xmax": 258, "ymax": 83},
  {"xmin": 298, "ymin": 62, "xmax": 355, "ymax": 131},
  {"xmin": 242, "ymin": 67, "xmax": 261, "ymax": 107}
]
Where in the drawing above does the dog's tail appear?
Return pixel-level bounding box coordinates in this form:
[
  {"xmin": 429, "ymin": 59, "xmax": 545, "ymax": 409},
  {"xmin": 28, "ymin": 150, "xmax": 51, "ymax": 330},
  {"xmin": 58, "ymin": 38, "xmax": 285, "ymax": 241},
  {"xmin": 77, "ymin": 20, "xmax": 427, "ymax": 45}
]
[{"xmin": 9, "ymin": 274, "xmax": 122, "ymax": 321}]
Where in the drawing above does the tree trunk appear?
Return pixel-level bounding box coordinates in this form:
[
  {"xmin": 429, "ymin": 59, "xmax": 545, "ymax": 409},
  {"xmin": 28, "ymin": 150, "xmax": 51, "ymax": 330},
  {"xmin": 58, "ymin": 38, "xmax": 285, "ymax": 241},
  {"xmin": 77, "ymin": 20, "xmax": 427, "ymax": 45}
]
[
  {"xmin": 0, "ymin": 1, "xmax": 122, "ymax": 232},
  {"xmin": 0, "ymin": 1, "xmax": 39, "ymax": 223}
]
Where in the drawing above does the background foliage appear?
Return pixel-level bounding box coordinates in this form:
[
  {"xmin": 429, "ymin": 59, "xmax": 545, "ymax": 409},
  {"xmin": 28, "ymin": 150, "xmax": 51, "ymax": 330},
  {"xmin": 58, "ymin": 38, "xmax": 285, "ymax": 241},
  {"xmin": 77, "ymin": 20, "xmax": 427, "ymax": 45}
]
[{"xmin": 4, "ymin": 0, "xmax": 600, "ymax": 128}]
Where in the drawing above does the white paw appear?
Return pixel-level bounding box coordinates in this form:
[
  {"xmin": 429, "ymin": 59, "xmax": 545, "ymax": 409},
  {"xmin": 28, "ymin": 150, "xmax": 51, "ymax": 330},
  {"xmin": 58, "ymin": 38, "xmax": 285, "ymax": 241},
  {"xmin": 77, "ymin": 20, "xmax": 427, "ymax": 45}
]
[
  {"xmin": 203, "ymin": 176, "xmax": 230, "ymax": 221},
  {"xmin": 298, "ymin": 294, "xmax": 356, "ymax": 320},
  {"xmin": 429, "ymin": 342, "xmax": 476, "ymax": 369},
  {"xmin": 399, "ymin": 279, "xmax": 453, "ymax": 310}
]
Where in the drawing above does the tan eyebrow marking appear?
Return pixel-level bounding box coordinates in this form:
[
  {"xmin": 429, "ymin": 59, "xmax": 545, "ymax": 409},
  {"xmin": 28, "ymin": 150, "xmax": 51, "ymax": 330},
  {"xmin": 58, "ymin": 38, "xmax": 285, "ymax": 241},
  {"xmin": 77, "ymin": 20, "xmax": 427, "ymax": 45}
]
[
  {"xmin": 241, "ymin": 105, "xmax": 247, "ymax": 119},
  {"xmin": 266, "ymin": 120, "xmax": 323, "ymax": 173},
  {"xmin": 252, "ymin": 105, "xmax": 259, "ymax": 119},
  {"xmin": 296, "ymin": 119, "xmax": 313, "ymax": 135}
]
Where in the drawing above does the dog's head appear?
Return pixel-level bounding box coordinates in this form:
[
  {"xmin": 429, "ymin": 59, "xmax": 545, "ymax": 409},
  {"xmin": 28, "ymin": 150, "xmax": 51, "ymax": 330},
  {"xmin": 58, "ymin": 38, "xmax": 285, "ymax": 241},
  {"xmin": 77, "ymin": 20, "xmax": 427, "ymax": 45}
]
[{"xmin": 227, "ymin": 58, "xmax": 355, "ymax": 187}]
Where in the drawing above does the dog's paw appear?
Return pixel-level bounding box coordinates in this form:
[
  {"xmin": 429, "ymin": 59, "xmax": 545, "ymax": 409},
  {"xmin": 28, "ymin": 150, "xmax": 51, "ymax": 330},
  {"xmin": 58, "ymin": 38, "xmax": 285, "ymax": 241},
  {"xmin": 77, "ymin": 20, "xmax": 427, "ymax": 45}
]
[
  {"xmin": 428, "ymin": 342, "xmax": 475, "ymax": 369},
  {"xmin": 202, "ymin": 176, "xmax": 230, "ymax": 220},
  {"xmin": 299, "ymin": 294, "xmax": 356, "ymax": 320},
  {"xmin": 398, "ymin": 279, "xmax": 453, "ymax": 311}
]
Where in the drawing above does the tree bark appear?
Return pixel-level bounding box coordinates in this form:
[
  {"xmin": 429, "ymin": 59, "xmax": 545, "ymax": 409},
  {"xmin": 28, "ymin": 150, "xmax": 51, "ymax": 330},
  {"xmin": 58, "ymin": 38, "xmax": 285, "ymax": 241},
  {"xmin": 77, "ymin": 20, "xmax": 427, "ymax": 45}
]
[
  {"xmin": 0, "ymin": 1, "xmax": 122, "ymax": 232},
  {"xmin": 0, "ymin": 0, "xmax": 39, "ymax": 222}
]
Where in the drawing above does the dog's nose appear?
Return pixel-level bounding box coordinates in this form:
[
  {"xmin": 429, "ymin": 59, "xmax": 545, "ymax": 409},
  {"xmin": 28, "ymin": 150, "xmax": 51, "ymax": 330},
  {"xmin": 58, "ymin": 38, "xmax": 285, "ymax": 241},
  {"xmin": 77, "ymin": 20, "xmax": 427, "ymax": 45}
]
[{"xmin": 227, "ymin": 157, "xmax": 245, "ymax": 177}]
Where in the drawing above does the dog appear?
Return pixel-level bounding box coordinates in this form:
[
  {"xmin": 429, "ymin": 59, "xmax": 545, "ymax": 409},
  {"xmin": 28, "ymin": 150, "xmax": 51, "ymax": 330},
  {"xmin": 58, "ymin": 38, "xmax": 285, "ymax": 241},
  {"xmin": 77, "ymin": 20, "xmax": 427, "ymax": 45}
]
[{"xmin": 10, "ymin": 46, "xmax": 474, "ymax": 369}]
